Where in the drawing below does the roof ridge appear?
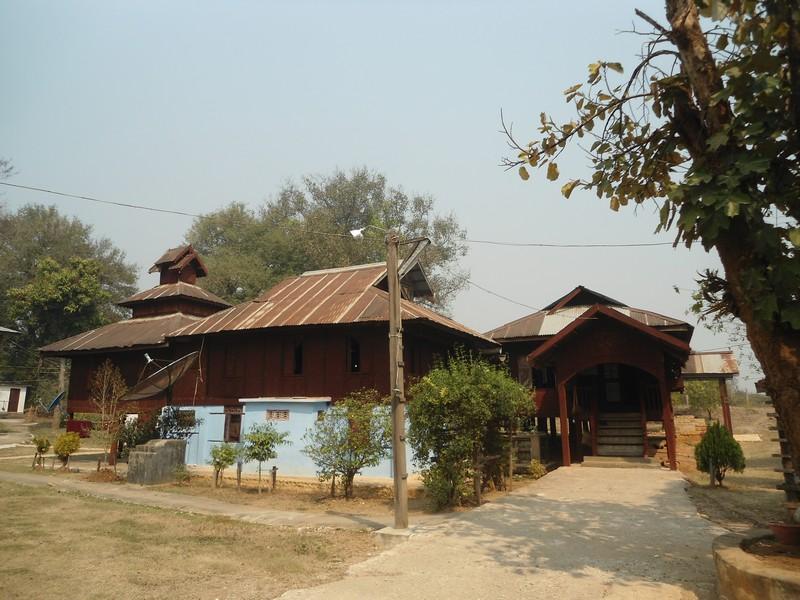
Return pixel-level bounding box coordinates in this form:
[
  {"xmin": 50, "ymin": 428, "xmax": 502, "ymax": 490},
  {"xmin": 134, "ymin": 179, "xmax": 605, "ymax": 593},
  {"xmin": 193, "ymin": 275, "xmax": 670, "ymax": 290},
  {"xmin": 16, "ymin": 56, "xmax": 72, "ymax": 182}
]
[{"xmin": 301, "ymin": 262, "xmax": 386, "ymax": 276}]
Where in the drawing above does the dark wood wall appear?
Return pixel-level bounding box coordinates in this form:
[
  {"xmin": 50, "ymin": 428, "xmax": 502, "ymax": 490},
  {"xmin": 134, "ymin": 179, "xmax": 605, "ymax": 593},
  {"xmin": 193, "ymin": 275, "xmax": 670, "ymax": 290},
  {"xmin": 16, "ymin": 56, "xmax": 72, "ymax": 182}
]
[{"xmin": 66, "ymin": 323, "xmax": 453, "ymax": 414}]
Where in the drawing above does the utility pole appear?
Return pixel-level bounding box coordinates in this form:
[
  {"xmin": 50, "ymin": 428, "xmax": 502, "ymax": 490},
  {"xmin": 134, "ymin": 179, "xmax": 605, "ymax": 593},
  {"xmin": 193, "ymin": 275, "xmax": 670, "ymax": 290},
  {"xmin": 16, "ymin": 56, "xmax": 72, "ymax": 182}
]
[{"xmin": 386, "ymin": 230, "xmax": 409, "ymax": 529}]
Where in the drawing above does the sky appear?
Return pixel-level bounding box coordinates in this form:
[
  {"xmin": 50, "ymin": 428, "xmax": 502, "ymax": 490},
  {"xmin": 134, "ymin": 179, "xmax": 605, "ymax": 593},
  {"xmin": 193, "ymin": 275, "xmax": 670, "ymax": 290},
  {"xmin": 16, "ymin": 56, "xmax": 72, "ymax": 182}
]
[{"xmin": 0, "ymin": 1, "xmax": 756, "ymax": 386}]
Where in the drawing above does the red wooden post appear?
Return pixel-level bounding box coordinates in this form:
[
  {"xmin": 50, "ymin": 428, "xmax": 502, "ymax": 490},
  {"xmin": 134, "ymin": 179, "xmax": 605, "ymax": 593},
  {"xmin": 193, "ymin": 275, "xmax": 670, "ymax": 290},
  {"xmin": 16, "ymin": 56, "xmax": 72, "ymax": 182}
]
[
  {"xmin": 660, "ymin": 379, "xmax": 677, "ymax": 470},
  {"xmin": 639, "ymin": 394, "xmax": 648, "ymax": 458},
  {"xmin": 558, "ymin": 382, "xmax": 571, "ymax": 466},
  {"xmin": 718, "ymin": 378, "xmax": 733, "ymax": 433}
]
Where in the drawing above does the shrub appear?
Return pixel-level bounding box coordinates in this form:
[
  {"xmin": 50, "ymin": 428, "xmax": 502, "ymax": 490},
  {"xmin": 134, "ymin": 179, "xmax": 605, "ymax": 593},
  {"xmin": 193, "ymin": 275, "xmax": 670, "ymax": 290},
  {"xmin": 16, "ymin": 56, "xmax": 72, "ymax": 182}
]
[
  {"xmin": 117, "ymin": 412, "xmax": 158, "ymax": 460},
  {"xmin": 53, "ymin": 432, "xmax": 81, "ymax": 468},
  {"xmin": 209, "ymin": 443, "xmax": 237, "ymax": 488},
  {"xmin": 695, "ymin": 422, "xmax": 745, "ymax": 486},
  {"xmin": 408, "ymin": 350, "xmax": 531, "ymax": 509},
  {"xmin": 528, "ymin": 459, "xmax": 547, "ymax": 480},
  {"xmin": 32, "ymin": 435, "xmax": 50, "ymax": 469},
  {"xmin": 174, "ymin": 463, "xmax": 191, "ymax": 485},
  {"xmin": 302, "ymin": 389, "xmax": 391, "ymax": 499},
  {"xmin": 244, "ymin": 423, "xmax": 290, "ymax": 494}
]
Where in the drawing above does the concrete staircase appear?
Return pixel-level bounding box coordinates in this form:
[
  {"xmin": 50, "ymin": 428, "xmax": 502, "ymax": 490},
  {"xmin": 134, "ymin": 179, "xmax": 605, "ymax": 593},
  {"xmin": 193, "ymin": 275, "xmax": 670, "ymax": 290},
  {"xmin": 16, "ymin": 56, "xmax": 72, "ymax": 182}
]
[
  {"xmin": 582, "ymin": 456, "xmax": 658, "ymax": 469},
  {"xmin": 597, "ymin": 412, "xmax": 644, "ymax": 458}
]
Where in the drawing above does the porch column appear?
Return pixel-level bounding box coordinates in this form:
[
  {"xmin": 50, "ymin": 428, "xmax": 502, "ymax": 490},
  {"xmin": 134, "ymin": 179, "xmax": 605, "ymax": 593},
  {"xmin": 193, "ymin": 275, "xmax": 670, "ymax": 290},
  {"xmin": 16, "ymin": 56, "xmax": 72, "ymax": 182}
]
[
  {"xmin": 660, "ymin": 379, "xmax": 677, "ymax": 470},
  {"xmin": 590, "ymin": 393, "xmax": 598, "ymax": 456},
  {"xmin": 558, "ymin": 382, "xmax": 571, "ymax": 466},
  {"xmin": 719, "ymin": 379, "xmax": 733, "ymax": 433}
]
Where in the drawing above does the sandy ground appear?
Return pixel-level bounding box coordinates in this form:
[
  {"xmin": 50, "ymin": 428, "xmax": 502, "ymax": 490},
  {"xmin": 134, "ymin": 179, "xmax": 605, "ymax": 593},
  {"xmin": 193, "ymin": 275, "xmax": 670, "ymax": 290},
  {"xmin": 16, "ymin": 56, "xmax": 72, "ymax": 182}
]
[{"xmin": 280, "ymin": 467, "xmax": 726, "ymax": 600}]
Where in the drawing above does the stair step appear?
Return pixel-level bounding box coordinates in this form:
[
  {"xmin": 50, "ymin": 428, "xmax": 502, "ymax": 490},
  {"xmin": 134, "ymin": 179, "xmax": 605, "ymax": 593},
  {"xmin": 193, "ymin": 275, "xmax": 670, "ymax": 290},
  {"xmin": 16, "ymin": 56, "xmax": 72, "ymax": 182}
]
[
  {"xmin": 599, "ymin": 412, "xmax": 641, "ymax": 418},
  {"xmin": 582, "ymin": 456, "xmax": 657, "ymax": 469},
  {"xmin": 775, "ymin": 467, "xmax": 797, "ymax": 474},
  {"xmin": 597, "ymin": 445, "xmax": 644, "ymax": 457},
  {"xmin": 598, "ymin": 427, "xmax": 644, "ymax": 436},
  {"xmin": 598, "ymin": 436, "xmax": 643, "ymax": 445}
]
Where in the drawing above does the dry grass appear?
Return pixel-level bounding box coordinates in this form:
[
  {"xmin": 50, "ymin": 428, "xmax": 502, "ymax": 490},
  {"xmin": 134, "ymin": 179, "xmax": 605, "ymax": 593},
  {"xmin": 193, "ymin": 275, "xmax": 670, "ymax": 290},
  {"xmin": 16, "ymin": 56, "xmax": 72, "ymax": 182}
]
[
  {"xmin": 0, "ymin": 481, "xmax": 377, "ymax": 600},
  {"xmin": 684, "ymin": 405, "xmax": 790, "ymax": 529},
  {"xmin": 162, "ymin": 473, "xmax": 435, "ymax": 517}
]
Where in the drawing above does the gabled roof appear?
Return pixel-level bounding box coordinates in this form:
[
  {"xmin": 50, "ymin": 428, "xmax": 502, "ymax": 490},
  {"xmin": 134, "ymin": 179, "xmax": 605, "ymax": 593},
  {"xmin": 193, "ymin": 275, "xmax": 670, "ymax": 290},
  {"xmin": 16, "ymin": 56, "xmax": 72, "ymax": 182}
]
[
  {"xmin": 118, "ymin": 282, "xmax": 231, "ymax": 309},
  {"xmin": 486, "ymin": 285, "xmax": 691, "ymax": 342},
  {"xmin": 40, "ymin": 313, "xmax": 204, "ymax": 356},
  {"xmin": 148, "ymin": 244, "xmax": 208, "ymax": 277},
  {"xmin": 542, "ymin": 285, "xmax": 626, "ymax": 312},
  {"xmin": 527, "ymin": 304, "xmax": 691, "ymax": 364},
  {"xmin": 169, "ymin": 262, "xmax": 495, "ymax": 346}
]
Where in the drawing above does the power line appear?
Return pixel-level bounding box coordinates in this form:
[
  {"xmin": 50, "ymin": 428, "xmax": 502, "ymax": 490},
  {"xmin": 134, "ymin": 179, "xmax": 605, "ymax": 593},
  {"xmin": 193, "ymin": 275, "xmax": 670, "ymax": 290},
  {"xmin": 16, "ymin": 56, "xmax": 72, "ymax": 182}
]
[
  {"xmin": 3, "ymin": 180, "xmax": 676, "ymax": 248},
  {"xmin": 0, "ymin": 182, "xmax": 202, "ymax": 218},
  {"xmin": 464, "ymin": 238, "xmax": 673, "ymax": 248}
]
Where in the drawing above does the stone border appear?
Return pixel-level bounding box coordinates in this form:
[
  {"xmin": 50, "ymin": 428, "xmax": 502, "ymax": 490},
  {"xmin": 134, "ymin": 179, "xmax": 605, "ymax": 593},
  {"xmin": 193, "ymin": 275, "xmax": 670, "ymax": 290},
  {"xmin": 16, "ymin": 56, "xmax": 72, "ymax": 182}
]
[{"xmin": 714, "ymin": 529, "xmax": 800, "ymax": 600}]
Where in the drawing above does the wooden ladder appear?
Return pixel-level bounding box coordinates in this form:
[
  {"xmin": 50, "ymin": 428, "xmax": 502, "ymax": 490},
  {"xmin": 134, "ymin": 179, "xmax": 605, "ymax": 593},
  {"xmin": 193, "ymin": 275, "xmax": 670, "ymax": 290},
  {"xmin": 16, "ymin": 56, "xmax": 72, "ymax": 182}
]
[{"xmin": 768, "ymin": 406, "xmax": 800, "ymax": 512}]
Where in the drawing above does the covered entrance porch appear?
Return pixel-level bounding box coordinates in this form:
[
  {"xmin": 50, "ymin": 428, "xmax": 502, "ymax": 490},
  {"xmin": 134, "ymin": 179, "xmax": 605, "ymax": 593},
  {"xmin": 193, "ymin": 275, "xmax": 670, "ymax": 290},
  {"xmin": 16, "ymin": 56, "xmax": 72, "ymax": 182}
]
[{"xmin": 527, "ymin": 304, "xmax": 690, "ymax": 470}]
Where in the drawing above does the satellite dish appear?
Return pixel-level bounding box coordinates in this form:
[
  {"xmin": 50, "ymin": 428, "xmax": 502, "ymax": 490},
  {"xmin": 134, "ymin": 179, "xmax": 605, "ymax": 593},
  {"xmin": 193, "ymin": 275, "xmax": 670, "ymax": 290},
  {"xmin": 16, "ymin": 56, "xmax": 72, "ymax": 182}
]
[{"xmin": 122, "ymin": 351, "xmax": 199, "ymax": 403}]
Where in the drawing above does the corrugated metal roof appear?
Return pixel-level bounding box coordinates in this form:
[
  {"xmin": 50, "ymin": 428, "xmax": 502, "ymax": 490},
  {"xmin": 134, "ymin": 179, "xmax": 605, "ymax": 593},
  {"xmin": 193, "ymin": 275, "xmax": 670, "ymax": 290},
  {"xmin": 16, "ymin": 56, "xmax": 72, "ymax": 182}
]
[
  {"xmin": 170, "ymin": 264, "xmax": 496, "ymax": 345},
  {"xmin": 682, "ymin": 351, "xmax": 739, "ymax": 378},
  {"xmin": 487, "ymin": 305, "xmax": 689, "ymax": 341},
  {"xmin": 40, "ymin": 313, "xmax": 203, "ymax": 355},
  {"xmin": 118, "ymin": 282, "xmax": 231, "ymax": 308}
]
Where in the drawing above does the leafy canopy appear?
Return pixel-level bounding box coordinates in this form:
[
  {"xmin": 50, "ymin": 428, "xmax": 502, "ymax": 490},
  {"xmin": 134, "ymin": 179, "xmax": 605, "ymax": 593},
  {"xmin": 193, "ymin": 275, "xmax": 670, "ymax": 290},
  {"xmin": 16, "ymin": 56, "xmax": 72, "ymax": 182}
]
[
  {"xmin": 694, "ymin": 421, "xmax": 745, "ymax": 485},
  {"xmin": 244, "ymin": 422, "xmax": 291, "ymax": 464},
  {"xmin": 302, "ymin": 389, "xmax": 391, "ymax": 499},
  {"xmin": 503, "ymin": 1, "xmax": 800, "ymax": 330},
  {"xmin": 408, "ymin": 351, "xmax": 531, "ymax": 508},
  {"xmin": 186, "ymin": 168, "xmax": 468, "ymax": 307}
]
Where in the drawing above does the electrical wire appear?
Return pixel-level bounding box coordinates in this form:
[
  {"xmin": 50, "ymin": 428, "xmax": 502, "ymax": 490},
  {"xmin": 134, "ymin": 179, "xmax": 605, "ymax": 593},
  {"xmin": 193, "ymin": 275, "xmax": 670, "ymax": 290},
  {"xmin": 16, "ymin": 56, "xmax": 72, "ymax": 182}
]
[{"xmin": 2, "ymin": 180, "xmax": 674, "ymax": 248}]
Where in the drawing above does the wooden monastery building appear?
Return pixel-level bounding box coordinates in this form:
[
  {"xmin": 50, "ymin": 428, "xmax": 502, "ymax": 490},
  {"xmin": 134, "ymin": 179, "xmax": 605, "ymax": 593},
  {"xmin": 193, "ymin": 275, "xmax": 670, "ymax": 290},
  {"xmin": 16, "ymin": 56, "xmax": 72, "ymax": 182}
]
[
  {"xmin": 42, "ymin": 246, "xmax": 736, "ymax": 473},
  {"xmin": 486, "ymin": 285, "xmax": 737, "ymax": 470}
]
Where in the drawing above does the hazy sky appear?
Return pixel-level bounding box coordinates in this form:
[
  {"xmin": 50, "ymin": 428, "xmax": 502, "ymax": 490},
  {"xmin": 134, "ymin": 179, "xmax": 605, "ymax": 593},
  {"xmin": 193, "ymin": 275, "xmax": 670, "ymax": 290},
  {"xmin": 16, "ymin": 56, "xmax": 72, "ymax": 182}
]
[{"xmin": 0, "ymin": 1, "xmax": 754, "ymax": 383}]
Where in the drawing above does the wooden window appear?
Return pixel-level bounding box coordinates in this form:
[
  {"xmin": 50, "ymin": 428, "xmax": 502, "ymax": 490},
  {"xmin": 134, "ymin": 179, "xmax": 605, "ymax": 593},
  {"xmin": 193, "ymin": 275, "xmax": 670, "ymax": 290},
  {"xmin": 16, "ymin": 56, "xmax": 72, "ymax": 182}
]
[
  {"xmin": 267, "ymin": 409, "xmax": 289, "ymax": 421},
  {"xmin": 347, "ymin": 337, "xmax": 361, "ymax": 373},
  {"xmin": 224, "ymin": 413, "xmax": 242, "ymax": 442}
]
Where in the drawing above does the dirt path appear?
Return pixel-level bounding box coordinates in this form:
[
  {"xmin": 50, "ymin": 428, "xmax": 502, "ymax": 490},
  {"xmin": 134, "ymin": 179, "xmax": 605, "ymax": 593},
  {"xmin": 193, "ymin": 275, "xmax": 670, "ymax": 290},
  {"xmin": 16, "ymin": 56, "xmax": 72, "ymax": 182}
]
[
  {"xmin": 280, "ymin": 467, "xmax": 727, "ymax": 600},
  {"xmin": 0, "ymin": 470, "xmax": 398, "ymax": 530}
]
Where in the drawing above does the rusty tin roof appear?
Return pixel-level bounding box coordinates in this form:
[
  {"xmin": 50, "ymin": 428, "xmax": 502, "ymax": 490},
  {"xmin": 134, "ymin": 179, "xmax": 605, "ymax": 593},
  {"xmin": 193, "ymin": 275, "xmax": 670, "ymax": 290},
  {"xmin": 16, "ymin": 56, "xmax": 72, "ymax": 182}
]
[
  {"xmin": 118, "ymin": 282, "xmax": 231, "ymax": 308},
  {"xmin": 40, "ymin": 313, "xmax": 204, "ymax": 355},
  {"xmin": 170, "ymin": 263, "xmax": 496, "ymax": 345}
]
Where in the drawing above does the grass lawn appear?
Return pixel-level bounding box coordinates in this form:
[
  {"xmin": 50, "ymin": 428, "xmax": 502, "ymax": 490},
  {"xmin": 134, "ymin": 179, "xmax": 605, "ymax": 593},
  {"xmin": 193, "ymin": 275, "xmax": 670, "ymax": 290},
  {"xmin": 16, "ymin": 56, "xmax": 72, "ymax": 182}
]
[
  {"xmin": 683, "ymin": 405, "xmax": 789, "ymax": 529},
  {"xmin": 0, "ymin": 481, "xmax": 377, "ymax": 600}
]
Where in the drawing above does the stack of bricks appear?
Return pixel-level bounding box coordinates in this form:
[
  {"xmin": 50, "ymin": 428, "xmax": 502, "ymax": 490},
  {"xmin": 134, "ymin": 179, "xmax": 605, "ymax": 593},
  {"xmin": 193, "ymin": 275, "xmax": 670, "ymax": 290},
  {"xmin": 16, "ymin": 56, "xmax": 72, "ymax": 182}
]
[{"xmin": 674, "ymin": 415, "xmax": 708, "ymax": 470}]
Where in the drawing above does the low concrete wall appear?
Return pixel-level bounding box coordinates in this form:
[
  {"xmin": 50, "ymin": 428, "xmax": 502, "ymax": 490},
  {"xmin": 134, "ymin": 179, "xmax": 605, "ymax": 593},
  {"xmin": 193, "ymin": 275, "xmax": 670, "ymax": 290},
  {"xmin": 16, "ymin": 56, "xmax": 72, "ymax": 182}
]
[
  {"xmin": 714, "ymin": 529, "xmax": 800, "ymax": 600},
  {"xmin": 127, "ymin": 439, "xmax": 186, "ymax": 485}
]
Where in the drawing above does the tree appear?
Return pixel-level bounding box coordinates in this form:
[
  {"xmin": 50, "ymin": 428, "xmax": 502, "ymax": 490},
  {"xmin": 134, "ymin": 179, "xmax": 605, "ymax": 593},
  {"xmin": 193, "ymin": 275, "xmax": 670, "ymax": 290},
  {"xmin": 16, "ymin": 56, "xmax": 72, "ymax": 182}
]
[
  {"xmin": 408, "ymin": 351, "xmax": 530, "ymax": 509},
  {"xmin": 0, "ymin": 204, "xmax": 136, "ymax": 400},
  {"xmin": 683, "ymin": 380, "xmax": 721, "ymax": 420},
  {"xmin": 186, "ymin": 168, "xmax": 468, "ymax": 307},
  {"xmin": 31, "ymin": 435, "xmax": 50, "ymax": 470},
  {"xmin": 503, "ymin": 0, "xmax": 800, "ymax": 479},
  {"xmin": 157, "ymin": 406, "xmax": 202, "ymax": 440},
  {"xmin": 695, "ymin": 422, "xmax": 746, "ymax": 486},
  {"xmin": 302, "ymin": 389, "xmax": 391, "ymax": 499},
  {"xmin": 209, "ymin": 443, "xmax": 237, "ymax": 488},
  {"xmin": 88, "ymin": 359, "xmax": 128, "ymax": 469},
  {"xmin": 244, "ymin": 423, "xmax": 290, "ymax": 493},
  {"xmin": 53, "ymin": 432, "xmax": 81, "ymax": 470}
]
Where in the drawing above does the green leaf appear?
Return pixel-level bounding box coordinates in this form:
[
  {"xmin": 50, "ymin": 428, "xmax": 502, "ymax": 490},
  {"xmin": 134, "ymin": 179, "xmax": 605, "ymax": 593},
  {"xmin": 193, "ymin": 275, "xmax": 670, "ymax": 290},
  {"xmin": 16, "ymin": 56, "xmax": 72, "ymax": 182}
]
[
  {"xmin": 707, "ymin": 131, "xmax": 729, "ymax": 151},
  {"xmin": 546, "ymin": 162, "xmax": 559, "ymax": 181},
  {"xmin": 605, "ymin": 62, "xmax": 624, "ymax": 74},
  {"xmin": 518, "ymin": 166, "xmax": 530, "ymax": 181},
  {"xmin": 725, "ymin": 201, "xmax": 739, "ymax": 217},
  {"xmin": 789, "ymin": 229, "xmax": 800, "ymax": 248},
  {"xmin": 561, "ymin": 180, "xmax": 579, "ymax": 198},
  {"xmin": 563, "ymin": 83, "xmax": 582, "ymax": 96}
]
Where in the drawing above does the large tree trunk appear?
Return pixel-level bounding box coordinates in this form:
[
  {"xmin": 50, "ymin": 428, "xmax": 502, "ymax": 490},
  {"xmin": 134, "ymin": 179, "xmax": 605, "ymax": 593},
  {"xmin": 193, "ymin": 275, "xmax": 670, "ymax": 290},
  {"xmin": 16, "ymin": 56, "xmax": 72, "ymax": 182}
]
[{"xmin": 663, "ymin": 0, "xmax": 800, "ymax": 480}]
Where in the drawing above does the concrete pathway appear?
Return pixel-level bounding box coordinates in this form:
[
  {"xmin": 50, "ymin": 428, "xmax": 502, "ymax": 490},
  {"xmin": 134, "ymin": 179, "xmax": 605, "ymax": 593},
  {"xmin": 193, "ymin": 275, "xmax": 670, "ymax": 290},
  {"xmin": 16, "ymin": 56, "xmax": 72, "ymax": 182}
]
[
  {"xmin": 280, "ymin": 467, "xmax": 727, "ymax": 600},
  {"xmin": 0, "ymin": 470, "xmax": 395, "ymax": 530}
]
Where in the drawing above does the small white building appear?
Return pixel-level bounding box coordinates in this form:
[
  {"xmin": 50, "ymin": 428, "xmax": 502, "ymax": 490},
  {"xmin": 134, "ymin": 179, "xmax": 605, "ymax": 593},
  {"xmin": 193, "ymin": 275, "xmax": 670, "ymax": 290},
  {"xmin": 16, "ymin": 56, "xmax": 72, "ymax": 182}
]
[{"xmin": 0, "ymin": 384, "xmax": 28, "ymax": 414}]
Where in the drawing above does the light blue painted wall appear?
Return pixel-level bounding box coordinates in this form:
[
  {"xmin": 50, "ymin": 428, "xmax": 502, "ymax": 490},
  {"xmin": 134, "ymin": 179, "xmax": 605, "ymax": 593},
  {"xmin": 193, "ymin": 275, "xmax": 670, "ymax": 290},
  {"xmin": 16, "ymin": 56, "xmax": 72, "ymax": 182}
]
[{"xmin": 182, "ymin": 402, "xmax": 415, "ymax": 479}]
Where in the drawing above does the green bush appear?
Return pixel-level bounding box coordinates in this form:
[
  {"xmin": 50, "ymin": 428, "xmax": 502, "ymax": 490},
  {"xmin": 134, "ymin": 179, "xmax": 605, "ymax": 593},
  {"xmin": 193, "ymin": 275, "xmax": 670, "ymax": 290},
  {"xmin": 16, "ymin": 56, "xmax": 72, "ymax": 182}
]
[
  {"xmin": 31, "ymin": 435, "xmax": 50, "ymax": 469},
  {"xmin": 302, "ymin": 389, "xmax": 390, "ymax": 499},
  {"xmin": 53, "ymin": 432, "xmax": 81, "ymax": 468},
  {"xmin": 408, "ymin": 350, "xmax": 531, "ymax": 509},
  {"xmin": 209, "ymin": 443, "xmax": 237, "ymax": 488},
  {"xmin": 245, "ymin": 423, "xmax": 290, "ymax": 493},
  {"xmin": 117, "ymin": 412, "xmax": 158, "ymax": 459},
  {"xmin": 528, "ymin": 459, "xmax": 547, "ymax": 480},
  {"xmin": 695, "ymin": 422, "xmax": 745, "ymax": 486}
]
